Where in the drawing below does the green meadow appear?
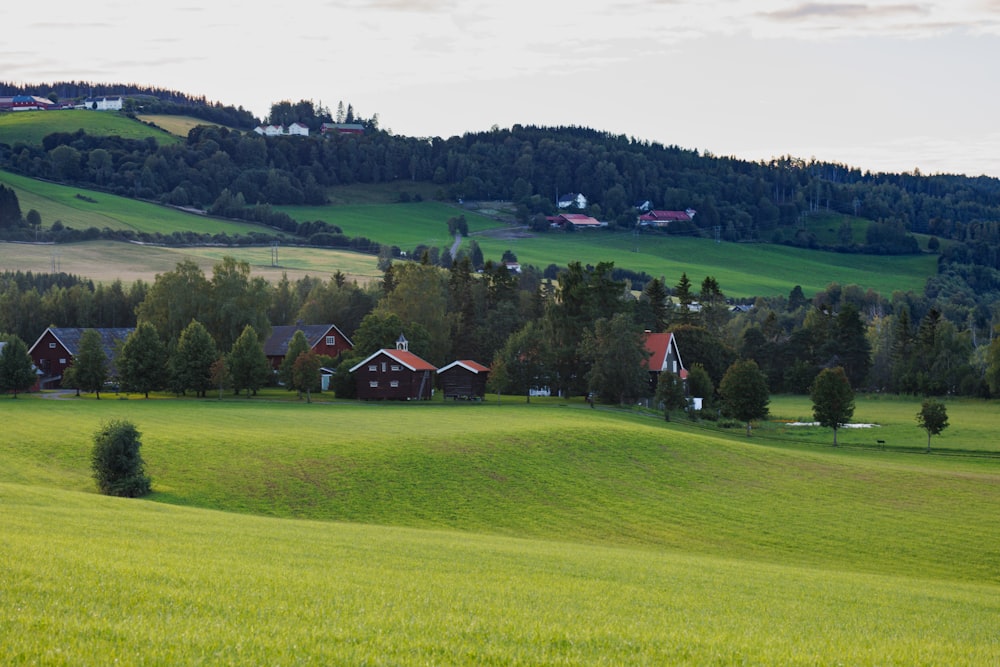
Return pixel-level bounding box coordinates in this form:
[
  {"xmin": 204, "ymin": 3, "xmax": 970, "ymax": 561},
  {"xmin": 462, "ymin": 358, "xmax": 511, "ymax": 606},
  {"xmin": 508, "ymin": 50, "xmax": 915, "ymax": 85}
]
[
  {"xmin": 0, "ymin": 169, "xmax": 269, "ymax": 236},
  {"xmin": 0, "ymin": 109, "xmax": 181, "ymax": 147},
  {"xmin": 1, "ymin": 394, "xmax": 998, "ymax": 664}
]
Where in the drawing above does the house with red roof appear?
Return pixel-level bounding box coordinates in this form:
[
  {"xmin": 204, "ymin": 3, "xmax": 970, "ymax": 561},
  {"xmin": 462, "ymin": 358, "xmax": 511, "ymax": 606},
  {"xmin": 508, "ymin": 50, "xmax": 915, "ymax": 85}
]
[
  {"xmin": 437, "ymin": 359, "xmax": 490, "ymax": 400},
  {"xmin": 349, "ymin": 334, "xmax": 437, "ymax": 400},
  {"xmin": 546, "ymin": 213, "xmax": 605, "ymax": 230},
  {"xmin": 643, "ymin": 331, "xmax": 686, "ymax": 394},
  {"xmin": 638, "ymin": 209, "xmax": 696, "ymax": 228}
]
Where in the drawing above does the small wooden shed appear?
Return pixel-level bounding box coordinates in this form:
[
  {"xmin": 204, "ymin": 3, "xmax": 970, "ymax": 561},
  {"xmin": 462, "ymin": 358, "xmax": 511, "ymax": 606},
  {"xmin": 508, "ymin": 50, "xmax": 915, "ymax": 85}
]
[{"xmin": 437, "ymin": 360, "xmax": 490, "ymax": 400}]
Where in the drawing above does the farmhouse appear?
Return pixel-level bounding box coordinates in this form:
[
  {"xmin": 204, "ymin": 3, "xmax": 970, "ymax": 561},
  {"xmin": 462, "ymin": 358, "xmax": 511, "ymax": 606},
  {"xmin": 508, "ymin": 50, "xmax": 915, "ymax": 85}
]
[
  {"xmin": 638, "ymin": 209, "xmax": 696, "ymax": 228},
  {"xmin": 437, "ymin": 360, "xmax": 490, "ymax": 400},
  {"xmin": 547, "ymin": 214, "xmax": 604, "ymax": 230},
  {"xmin": 0, "ymin": 95, "xmax": 58, "ymax": 111},
  {"xmin": 349, "ymin": 335, "xmax": 437, "ymax": 400},
  {"xmin": 321, "ymin": 123, "xmax": 365, "ymax": 136},
  {"xmin": 28, "ymin": 327, "xmax": 134, "ymax": 389},
  {"xmin": 79, "ymin": 96, "xmax": 123, "ymax": 111},
  {"xmin": 264, "ymin": 324, "xmax": 353, "ymax": 370},
  {"xmin": 557, "ymin": 192, "xmax": 587, "ymax": 209},
  {"xmin": 643, "ymin": 331, "xmax": 686, "ymax": 394}
]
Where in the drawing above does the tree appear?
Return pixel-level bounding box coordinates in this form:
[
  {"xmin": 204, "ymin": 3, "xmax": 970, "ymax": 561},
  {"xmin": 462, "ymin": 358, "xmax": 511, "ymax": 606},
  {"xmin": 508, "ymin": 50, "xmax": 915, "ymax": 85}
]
[
  {"xmin": 916, "ymin": 399, "xmax": 949, "ymax": 452},
  {"xmin": 73, "ymin": 329, "xmax": 108, "ymax": 399},
  {"xmin": 642, "ymin": 278, "xmax": 669, "ymax": 332},
  {"xmin": 117, "ymin": 322, "xmax": 166, "ymax": 398},
  {"xmin": 580, "ymin": 313, "xmax": 651, "ymax": 405},
  {"xmin": 654, "ymin": 371, "xmax": 687, "ymax": 421},
  {"xmin": 91, "ymin": 419, "xmax": 151, "ymax": 497},
  {"xmin": 210, "ymin": 357, "xmax": 230, "ymax": 400},
  {"xmin": 0, "ymin": 334, "xmax": 36, "ymax": 397},
  {"xmin": 227, "ymin": 325, "xmax": 270, "ymax": 398},
  {"xmin": 170, "ymin": 320, "xmax": 217, "ymax": 398},
  {"xmin": 279, "ymin": 329, "xmax": 311, "ymax": 390},
  {"xmin": 810, "ymin": 366, "xmax": 855, "ymax": 446},
  {"xmin": 674, "ymin": 272, "xmax": 696, "ymax": 325},
  {"xmin": 292, "ymin": 350, "xmax": 322, "ymax": 403},
  {"xmin": 487, "ymin": 320, "xmax": 550, "ymax": 402},
  {"xmin": 719, "ymin": 359, "xmax": 769, "ymax": 436}
]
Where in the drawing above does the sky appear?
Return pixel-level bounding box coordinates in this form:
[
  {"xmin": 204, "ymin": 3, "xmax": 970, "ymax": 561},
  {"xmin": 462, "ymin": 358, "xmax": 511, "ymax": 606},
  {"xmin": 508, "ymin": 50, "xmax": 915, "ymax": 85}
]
[{"xmin": 4, "ymin": 1, "xmax": 1000, "ymax": 178}]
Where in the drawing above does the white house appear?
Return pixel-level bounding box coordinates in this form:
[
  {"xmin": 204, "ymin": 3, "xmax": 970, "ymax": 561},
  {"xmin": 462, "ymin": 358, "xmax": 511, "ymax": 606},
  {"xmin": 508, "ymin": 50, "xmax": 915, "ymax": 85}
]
[
  {"xmin": 81, "ymin": 96, "xmax": 123, "ymax": 111},
  {"xmin": 288, "ymin": 122, "xmax": 310, "ymax": 136},
  {"xmin": 558, "ymin": 193, "xmax": 587, "ymax": 209}
]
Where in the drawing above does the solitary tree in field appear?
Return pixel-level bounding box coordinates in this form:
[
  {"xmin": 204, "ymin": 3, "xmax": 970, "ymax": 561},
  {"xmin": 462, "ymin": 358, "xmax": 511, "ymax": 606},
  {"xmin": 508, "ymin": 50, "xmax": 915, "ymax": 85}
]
[
  {"xmin": 810, "ymin": 366, "xmax": 855, "ymax": 446},
  {"xmin": 74, "ymin": 329, "xmax": 108, "ymax": 399},
  {"xmin": 719, "ymin": 359, "xmax": 769, "ymax": 436},
  {"xmin": 0, "ymin": 334, "xmax": 37, "ymax": 397},
  {"xmin": 916, "ymin": 399, "xmax": 949, "ymax": 452},
  {"xmin": 91, "ymin": 419, "xmax": 151, "ymax": 497}
]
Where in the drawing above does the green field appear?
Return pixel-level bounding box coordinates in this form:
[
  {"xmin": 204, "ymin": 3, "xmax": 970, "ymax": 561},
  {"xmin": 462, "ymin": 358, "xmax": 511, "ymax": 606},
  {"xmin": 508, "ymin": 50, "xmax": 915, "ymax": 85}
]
[
  {"xmin": 0, "ymin": 109, "xmax": 181, "ymax": 147},
  {"xmin": 0, "ymin": 169, "xmax": 271, "ymax": 236},
  {"xmin": 1, "ymin": 394, "xmax": 998, "ymax": 664}
]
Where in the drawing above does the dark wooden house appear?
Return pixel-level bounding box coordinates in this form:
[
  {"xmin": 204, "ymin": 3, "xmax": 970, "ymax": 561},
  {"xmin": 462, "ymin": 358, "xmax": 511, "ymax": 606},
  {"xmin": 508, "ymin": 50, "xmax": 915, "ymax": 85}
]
[
  {"xmin": 348, "ymin": 335, "xmax": 436, "ymax": 400},
  {"xmin": 643, "ymin": 331, "xmax": 686, "ymax": 393},
  {"xmin": 437, "ymin": 360, "xmax": 490, "ymax": 400},
  {"xmin": 264, "ymin": 323, "xmax": 353, "ymax": 370},
  {"xmin": 28, "ymin": 327, "xmax": 134, "ymax": 389}
]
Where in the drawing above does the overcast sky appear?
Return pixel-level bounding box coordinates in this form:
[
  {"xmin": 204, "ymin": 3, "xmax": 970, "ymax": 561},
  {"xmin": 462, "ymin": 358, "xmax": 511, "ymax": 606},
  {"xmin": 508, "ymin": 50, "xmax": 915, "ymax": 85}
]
[{"xmin": 4, "ymin": 1, "xmax": 1000, "ymax": 177}]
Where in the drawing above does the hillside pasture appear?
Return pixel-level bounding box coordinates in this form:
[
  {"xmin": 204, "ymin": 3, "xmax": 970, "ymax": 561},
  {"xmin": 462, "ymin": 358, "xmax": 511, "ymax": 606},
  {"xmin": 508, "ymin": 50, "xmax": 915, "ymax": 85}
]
[
  {"xmin": 0, "ymin": 170, "xmax": 272, "ymax": 236},
  {"xmin": 475, "ymin": 227, "xmax": 935, "ymax": 298},
  {"xmin": 278, "ymin": 201, "xmax": 506, "ymax": 252},
  {"xmin": 0, "ymin": 109, "xmax": 181, "ymax": 147},
  {"xmin": 0, "ymin": 240, "xmax": 379, "ymax": 285},
  {"xmin": 3, "ymin": 481, "xmax": 998, "ymax": 665},
  {"xmin": 1, "ymin": 395, "xmax": 999, "ymax": 664},
  {"xmin": 136, "ymin": 114, "xmax": 232, "ymax": 137}
]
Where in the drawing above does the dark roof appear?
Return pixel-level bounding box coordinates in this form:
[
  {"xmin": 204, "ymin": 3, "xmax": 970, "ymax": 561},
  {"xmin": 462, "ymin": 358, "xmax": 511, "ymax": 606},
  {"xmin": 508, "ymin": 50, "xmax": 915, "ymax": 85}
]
[
  {"xmin": 45, "ymin": 327, "xmax": 134, "ymax": 357},
  {"xmin": 264, "ymin": 324, "xmax": 352, "ymax": 357}
]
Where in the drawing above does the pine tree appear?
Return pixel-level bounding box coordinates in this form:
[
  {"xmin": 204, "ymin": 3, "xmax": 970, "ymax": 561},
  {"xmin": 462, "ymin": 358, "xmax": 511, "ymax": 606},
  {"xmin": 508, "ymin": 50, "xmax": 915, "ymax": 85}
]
[
  {"xmin": 170, "ymin": 320, "xmax": 217, "ymax": 398},
  {"xmin": 810, "ymin": 366, "xmax": 855, "ymax": 446}
]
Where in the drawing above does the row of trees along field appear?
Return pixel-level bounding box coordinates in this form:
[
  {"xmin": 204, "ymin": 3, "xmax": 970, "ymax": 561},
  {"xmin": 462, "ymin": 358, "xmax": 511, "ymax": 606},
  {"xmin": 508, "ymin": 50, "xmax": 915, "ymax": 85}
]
[{"xmin": 6, "ymin": 253, "xmax": 1000, "ymax": 404}]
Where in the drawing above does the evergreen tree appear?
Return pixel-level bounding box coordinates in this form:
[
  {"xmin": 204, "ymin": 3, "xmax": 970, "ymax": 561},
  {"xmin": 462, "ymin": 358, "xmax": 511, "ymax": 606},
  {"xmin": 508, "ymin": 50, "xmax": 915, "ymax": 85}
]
[
  {"xmin": 170, "ymin": 320, "xmax": 217, "ymax": 398},
  {"xmin": 117, "ymin": 322, "xmax": 166, "ymax": 398},
  {"xmin": 674, "ymin": 272, "xmax": 696, "ymax": 325},
  {"xmin": 654, "ymin": 371, "xmax": 688, "ymax": 420},
  {"xmin": 228, "ymin": 325, "xmax": 270, "ymax": 398},
  {"xmin": 810, "ymin": 366, "xmax": 855, "ymax": 446},
  {"xmin": 0, "ymin": 334, "xmax": 36, "ymax": 397},
  {"xmin": 833, "ymin": 303, "xmax": 872, "ymax": 388},
  {"xmin": 642, "ymin": 278, "xmax": 669, "ymax": 332},
  {"xmin": 91, "ymin": 419, "xmax": 151, "ymax": 497},
  {"xmin": 73, "ymin": 329, "xmax": 108, "ymax": 399},
  {"xmin": 487, "ymin": 320, "xmax": 550, "ymax": 403}
]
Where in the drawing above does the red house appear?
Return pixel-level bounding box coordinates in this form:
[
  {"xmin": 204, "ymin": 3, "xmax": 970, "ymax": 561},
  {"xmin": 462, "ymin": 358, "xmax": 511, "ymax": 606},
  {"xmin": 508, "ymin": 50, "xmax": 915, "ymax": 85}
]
[
  {"xmin": 643, "ymin": 331, "xmax": 686, "ymax": 393},
  {"xmin": 264, "ymin": 324, "xmax": 353, "ymax": 370},
  {"xmin": 437, "ymin": 360, "xmax": 490, "ymax": 400},
  {"xmin": 28, "ymin": 327, "xmax": 134, "ymax": 389},
  {"xmin": 349, "ymin": 335, "xmax": 436, "ymax": 400}
]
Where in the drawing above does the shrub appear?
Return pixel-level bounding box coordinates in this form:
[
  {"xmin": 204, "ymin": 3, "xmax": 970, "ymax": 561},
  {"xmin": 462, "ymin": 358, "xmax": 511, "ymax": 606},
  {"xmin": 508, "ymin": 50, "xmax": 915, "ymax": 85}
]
[{"xmin": 91, "ymin": 419, "xmax": 151, "ymax": 497}]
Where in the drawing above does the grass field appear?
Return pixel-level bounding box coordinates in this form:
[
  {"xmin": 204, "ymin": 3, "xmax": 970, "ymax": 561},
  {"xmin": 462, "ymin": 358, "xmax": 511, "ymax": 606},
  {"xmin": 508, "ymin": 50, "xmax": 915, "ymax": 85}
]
[
  {"xmin": 0, "ymin": 169, "xmax": 271, "ymax": 236},
  {"xmin": 1, "ymin": 394, "xmax": 998, "ymax": 663},
  {"xmin": 0, "ymin": 109, "xmax": 181, "ymax": 147},
  {"xmin": 135, "ymin": 114, "xmax": 231, "ymax": 137},
  {"xmin": 0, "ymin": 240, "xmax": 380, "ymax": 285}
]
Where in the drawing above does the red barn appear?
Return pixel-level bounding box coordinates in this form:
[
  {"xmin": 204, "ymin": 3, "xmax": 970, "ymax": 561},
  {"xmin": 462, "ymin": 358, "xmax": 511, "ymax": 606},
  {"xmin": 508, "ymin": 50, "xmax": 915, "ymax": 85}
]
[
  {"xmin": 28, "ymin": 327, "xmax": 134, "ymax": 389},
  {"xmin": 349, "ymin": 335, "xmax": 436, "ymax": 400},
  {"xmin": 264, "ymin": 324, "xmax": 353, "ymax": 370},
  {"xmin": 437, "ymin": 360, "xmax": 490, "ymax": 400}
]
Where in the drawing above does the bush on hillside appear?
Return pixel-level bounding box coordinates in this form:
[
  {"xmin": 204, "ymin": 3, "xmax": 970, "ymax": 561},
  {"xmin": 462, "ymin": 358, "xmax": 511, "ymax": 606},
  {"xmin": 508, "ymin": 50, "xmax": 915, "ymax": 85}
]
[{"xmin": 91, "ymin": 419, "xmax": 151, "ymax": 497}]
